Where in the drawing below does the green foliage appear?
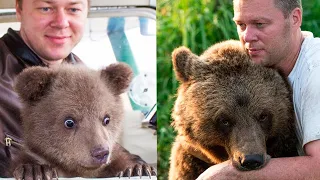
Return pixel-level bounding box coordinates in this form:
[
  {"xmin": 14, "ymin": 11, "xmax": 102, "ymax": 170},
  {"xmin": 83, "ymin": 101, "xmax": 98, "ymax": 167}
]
[
  {"xmin": 157, "ymin": 0, "xmax": 320, "ymax": 179},
  {"xmin": 301, "ymin": 0, "xmax": 320, "ymax": 37}
]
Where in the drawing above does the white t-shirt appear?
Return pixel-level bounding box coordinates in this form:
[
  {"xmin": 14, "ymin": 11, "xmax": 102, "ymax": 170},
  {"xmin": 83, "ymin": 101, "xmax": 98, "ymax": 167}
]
[{"xmin": 288, "ymin": 32, "xmax": 320, "ymax": 154}]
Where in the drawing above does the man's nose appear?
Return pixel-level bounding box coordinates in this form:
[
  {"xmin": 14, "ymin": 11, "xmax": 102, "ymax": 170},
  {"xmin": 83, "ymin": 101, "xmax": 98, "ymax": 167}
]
[
  {"xmin": 242, "ymin": 26, "xmax": 258, "ymax": 43},
  {"xmin": 51, "ymin": 10, "xmax": 69, "ymax": 28}
]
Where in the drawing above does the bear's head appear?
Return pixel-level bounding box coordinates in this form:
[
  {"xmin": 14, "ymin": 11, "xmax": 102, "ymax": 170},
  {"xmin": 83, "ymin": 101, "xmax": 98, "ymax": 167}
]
[
  {"xmin": 171, "ymin": 40, "xmax": 296, "ymax": 170},
  {"xmin": 14, "ymin": 63, "xmax": 133, "ymax": 174}
]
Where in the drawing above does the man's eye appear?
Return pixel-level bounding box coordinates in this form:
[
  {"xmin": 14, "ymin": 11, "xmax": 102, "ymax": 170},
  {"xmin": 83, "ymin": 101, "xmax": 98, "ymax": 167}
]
[
  {"xmin": 40, "ymin": 7, "xmax": 51, "ymax": 12},
  {"xmin": 256, "ymin": 23, "xmax": 264, "ymax": 28},
  {"xmin": 69, "ymin": 8, "xmax": 80, "ymax": 13},
  {"xmin": 238, "ymin": 23, "xmax": 246, "ymax": 30}
]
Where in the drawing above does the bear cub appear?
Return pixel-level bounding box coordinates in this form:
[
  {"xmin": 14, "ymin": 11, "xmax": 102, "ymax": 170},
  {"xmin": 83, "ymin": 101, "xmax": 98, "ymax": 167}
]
[
  {"xmin": 169, "ymin": 40, "xmax": 298, "ymax": 180},
  {"xmin": 11, "ymin": 63, "xmax": 156, "ymax": 179}
]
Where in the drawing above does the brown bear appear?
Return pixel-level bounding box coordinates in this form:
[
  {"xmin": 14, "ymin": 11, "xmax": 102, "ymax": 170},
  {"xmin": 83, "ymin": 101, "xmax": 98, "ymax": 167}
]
[
  {"xmin": 169, "ymin": 40, "xmax": 298, "ymax": 180},
  {"xmin": 11, "ymin": 63, "xmax": 156, "ymax": 179}
]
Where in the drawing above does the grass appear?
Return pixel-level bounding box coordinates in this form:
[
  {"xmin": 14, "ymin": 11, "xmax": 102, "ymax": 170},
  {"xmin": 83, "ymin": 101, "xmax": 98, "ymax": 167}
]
[{"xmin": 157, "ymin": 0, "xmax": 320, "ymax": 179}]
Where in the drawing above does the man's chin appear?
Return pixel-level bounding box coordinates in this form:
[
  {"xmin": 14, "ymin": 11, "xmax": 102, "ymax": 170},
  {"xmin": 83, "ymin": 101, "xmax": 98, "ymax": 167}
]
[
  {"xmin": 41, "ymin": 52, "xmax": 71, "ymax": 62},
  {"xmin": 249, "ymin": 56, "xmax": 266, "ymax": 65}
]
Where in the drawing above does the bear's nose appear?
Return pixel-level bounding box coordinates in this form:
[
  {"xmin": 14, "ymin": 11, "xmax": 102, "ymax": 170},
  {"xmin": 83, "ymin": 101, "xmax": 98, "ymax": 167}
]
[
  {"xmin": 240, "ymin": 154, "xmax": 264, "ymax": 170},
  {"xmin": 91, "ymin": 147, "xmax": 109, "ymax": 164}
]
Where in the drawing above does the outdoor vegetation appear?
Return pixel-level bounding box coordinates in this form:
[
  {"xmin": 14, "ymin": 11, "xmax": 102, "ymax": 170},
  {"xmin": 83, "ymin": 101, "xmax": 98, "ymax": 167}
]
[{"xmin": 157, "ymin": 0, "xmax": 320, "ymax": 179}]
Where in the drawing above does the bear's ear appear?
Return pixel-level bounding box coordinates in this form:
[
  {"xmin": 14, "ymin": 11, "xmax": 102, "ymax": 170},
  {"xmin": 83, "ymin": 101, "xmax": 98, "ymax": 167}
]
[
  {"xmin": 14, "ymin": 66, "xmax": 55, "ymax": 103},
  {"xmin": 101, "ymin": 63, "xmax": 133, "ymax": 95},
  {"xmin": 172, "ymin": 46, "xmax": 199, "ymax": 82}
]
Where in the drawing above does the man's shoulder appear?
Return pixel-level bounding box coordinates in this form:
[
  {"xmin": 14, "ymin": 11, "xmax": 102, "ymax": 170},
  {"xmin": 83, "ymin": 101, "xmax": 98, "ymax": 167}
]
[
  {"xmin": 290, "ymin": 35, "xmax": 320, "ymax": 84},
  {"xmin": 0, "ymin": 36, "xmax": 25, "ymax": 75},
  {"xmin": 0, "ymin": 37, "xmax": 12, "ymax": 62},
  {"xmin": 0, "ymin": 36, "xmax": 8, "ymax": 49},
  {"xmin": 302, "ymin": 34, "xmax": 320, "ymax": 50},
  {"xmin": 300, "ymin": 35, "xmax": 320, "ymax": 62}
]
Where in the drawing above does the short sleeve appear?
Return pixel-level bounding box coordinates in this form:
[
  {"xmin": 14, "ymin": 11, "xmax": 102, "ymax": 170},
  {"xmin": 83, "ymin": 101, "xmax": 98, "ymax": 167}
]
[{"xmin": 300, "ymin": 59, "xmax": 320, "ymax": 146}]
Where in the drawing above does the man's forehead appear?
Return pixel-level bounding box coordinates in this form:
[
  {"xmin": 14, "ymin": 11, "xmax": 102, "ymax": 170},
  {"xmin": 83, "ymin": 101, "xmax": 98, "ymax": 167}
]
[
  {"xmin": 31, "ymin": 0, "xmax": 87, "ymax": 5},
  {"xmin": 233, "ymin": 0, "xmax": 275, "ymax": 7},
  {"xmin": 233, "ymin": 0, "xmax": 276, "ymax": 12},
  {"xmin": 233, "ymin": 15, "xmax": 272, "ymax": 23},
  {"xmin": 232, "ymin": 0, "xmax": 280, "ymax": 22}
]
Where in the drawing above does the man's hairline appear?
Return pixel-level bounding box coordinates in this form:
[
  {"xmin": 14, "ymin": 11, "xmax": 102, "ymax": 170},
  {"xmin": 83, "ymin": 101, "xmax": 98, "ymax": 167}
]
[
  {"xmin": 232, "ymin": 0, "xmax": 299, "ymax": 21},
  {"xmin": 17, "ymin": 0, "xmax": 91, "ymax": 10}
]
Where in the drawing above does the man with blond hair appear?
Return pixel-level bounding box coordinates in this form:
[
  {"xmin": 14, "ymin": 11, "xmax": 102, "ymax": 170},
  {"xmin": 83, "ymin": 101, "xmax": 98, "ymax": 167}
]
[
  {"xmin": 0, "ymin": 0, "xmax": 89, "ymax": 176},
  {"xmin": 0, "ymin": 0, "xmax": 154, "ymax": 178}
]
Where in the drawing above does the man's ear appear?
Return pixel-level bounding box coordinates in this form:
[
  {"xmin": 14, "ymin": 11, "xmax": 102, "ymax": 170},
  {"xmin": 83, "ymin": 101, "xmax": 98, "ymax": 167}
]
[
  {"xmin": 14, "ymin": 66, "xmax": 55, "ymax": 103},
  {"xmin": 172, "ymin": 46, "xmax": 199, "ymax": 83},
  {"xmin": 100, "ymin": 63, "xmax": 133, "ymax": 95},
  {"xmin": 15, "ymin": 0, "xmax": 22, "ymax": 21},
  {"xmin": 291, "ymin": 7, "xmax": 302, "ymax": 27}
]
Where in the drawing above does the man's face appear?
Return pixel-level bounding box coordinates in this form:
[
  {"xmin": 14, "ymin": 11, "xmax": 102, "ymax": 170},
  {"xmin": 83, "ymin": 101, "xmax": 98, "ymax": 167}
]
[
  {"xmin": 233, "ymin": 0, "xmax": 292, "ymax": 67},
  {"xmin": 16, "ymin": 0, "xmax": 88, "ymax": 61}
]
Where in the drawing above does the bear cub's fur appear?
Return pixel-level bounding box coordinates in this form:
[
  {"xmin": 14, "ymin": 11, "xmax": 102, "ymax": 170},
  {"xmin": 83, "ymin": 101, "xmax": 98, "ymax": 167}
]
[
  {"xmin": 169, "ymin": 40, "xmax": 298, "ymax": 180},
  {"xmin": 12, "ymin": 63, "xmax": 155, "ymax": 179}
]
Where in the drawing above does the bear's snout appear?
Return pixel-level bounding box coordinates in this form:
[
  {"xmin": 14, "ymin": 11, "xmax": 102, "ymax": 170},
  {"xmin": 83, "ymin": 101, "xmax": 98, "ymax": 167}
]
[
  {"xmin": 239, "ymin": 154, "xmax": 264, "ymax": 170},
  {"xmin": 91, "ymin": 147, "xmax": 110, "ymax": 164}
]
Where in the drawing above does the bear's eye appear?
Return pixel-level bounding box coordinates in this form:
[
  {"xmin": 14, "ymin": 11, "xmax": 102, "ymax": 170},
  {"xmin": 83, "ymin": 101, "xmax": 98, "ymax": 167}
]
[
  {"xmin": 64, "ymin": 119, "xmax": 75, "ymax": 129},
  {"xmin": 215, "ymin": 115, "xmax": 232, "ymax": 134},
  {"xmin": 216, "ymin": 115, "xmax": 231, "ymax": 127},
  {"xmin": 220, "ymin": 119, "xmax": 230, "ymax": 127},
  {"xmin": 103, "ymin": 115, "xmax": 110, "ymax": 126},
  {"xmin": 258, "ymin": 112, "xmax": 271, "ymax": 122}
]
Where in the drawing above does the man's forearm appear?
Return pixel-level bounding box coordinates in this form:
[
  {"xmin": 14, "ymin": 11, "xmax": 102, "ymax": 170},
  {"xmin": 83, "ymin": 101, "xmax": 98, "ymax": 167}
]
[{"xmin": 242, "ymin": 156, "xmax": 320, "ymax": 180}]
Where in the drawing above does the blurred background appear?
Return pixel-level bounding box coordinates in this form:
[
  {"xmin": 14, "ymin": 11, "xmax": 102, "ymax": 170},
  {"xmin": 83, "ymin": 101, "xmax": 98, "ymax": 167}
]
[{"xmin": 156, "ymin": 0, "xmax": 320, "ymax": 179}]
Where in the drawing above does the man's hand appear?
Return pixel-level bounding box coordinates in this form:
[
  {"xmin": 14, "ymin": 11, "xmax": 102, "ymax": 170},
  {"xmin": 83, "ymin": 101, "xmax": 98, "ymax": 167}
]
[{"xmin": 196, "ymin": 160, "xmax": 244, "ymax": 180}]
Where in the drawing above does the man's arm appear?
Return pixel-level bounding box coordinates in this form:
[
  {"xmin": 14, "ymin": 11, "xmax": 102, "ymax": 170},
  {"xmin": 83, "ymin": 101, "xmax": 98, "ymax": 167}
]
[{"xmin": 197, "ymin": 140, "xmax": 320, "ymax": 180}]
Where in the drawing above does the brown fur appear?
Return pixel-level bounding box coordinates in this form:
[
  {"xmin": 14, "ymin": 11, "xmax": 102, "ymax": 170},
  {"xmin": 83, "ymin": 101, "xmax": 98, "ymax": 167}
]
[
  {"xmin": 169, "ymin": 40, "xmax": 298, "ymax": 180},
  {"xmin": 11, "ymin": 63, "xmax": 153, "ymax": 178}
]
